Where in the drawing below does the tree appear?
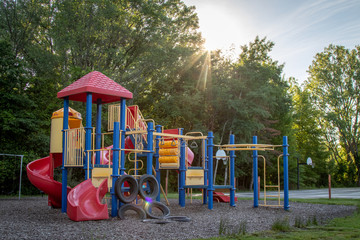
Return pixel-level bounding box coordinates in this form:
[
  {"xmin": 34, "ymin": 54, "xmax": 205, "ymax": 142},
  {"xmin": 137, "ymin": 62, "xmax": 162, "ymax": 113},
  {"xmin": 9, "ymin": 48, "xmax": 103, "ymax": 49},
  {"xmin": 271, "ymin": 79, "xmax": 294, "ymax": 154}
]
[
  {"xmin": 203, "ymin": 37, "xmax": 294, "ymax": 189},
  {"xmin": 0, "ymin": 0, "xmax": 204, "ymax": 194},
  {"xmin": 290, "ymin": 79, "xmax": 329, "ymax": 187},
  {"xmin": 0, "ymin": 0, "xmax": 204, "ymax": 119},
  {"xmin": 0, "ymin": 39, "xmax": 48, "ymax": 155},
  {"xmin": 307, "ymin": 44, "xmax": 360, "ymax": 186}
]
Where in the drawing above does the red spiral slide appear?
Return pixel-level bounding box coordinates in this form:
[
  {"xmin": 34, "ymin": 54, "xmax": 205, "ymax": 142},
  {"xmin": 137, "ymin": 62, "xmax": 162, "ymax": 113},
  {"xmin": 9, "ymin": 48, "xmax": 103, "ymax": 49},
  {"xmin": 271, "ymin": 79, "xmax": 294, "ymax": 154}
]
[
  {"xmin": 27, "ymin": 154, "xmax": 109, "ymax": 221},
  {"xmin": 26, "ymin": 155, "xmax": 71, "ymax": 208}
]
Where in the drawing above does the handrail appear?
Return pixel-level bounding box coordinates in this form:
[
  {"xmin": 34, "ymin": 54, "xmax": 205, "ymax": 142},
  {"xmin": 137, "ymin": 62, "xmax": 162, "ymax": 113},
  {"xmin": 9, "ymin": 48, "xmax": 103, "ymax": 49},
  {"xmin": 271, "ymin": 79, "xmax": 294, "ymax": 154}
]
[
  {"xmin": 221, "ymin": 144, "xmax": 282, "ymax": 147},
  {"xmin": 185, "ymin": 132, "xmax": 203, "ymax": 136},
  {"xmin": 108, "ymin": 104, "xmax": 148, "ymax": 132},
  {"xmin": 154, "ymin": 132, "xmax": 207, "ymax": 140},
  {"xmin": 107, "ymin": 104, "xmax": 120, "ymax": 131},
  {"xmin": 64, "ymin": 127, "xmax": 85, "ymax": 167},
  {"xmin": 221, "ymin": 147, "xmax": 275, "ymax": 151}
]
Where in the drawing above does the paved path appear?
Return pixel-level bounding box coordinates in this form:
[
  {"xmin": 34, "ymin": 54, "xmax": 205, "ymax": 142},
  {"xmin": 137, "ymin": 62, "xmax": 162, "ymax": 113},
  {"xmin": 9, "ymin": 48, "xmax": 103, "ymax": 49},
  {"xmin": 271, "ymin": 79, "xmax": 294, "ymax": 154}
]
[{"xmin": 235, "ymin": 187, "xmax": 360, "ymax": 199}]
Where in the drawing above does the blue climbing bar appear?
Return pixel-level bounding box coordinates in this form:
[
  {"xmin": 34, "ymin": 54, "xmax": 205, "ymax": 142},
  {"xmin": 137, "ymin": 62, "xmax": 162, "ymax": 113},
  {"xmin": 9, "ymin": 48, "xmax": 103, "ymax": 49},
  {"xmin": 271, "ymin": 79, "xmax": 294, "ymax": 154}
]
[
  {"xmin": 253, "ymin": 136, "xmax": 258, "ymax": 208},
  {"xmin": 207, "ymin": 131, "xmax": 214, "ymax": 210},
  {"xmin": 111, "ymin": 122, "xmax": 120, "ymax": 217},
  {"xmin": 283, "ymin": 136, "xmax": 290, "ymax": 210},
  {"xmin": 179, "ymin": 128, "xmax": 186, "ymax": 207},
  {"xmin": 203, "ymin": 138, "xmax": 208, "ymax": 205},
  {"xmin": 61, "ymin": 97, "xmax": 69, "ymax": 213},
  {"xmin": 155, "ymin": 125, "xmax": 162, "ymax": 202},
  {"xmin": 84, "ymin": 93, "xmax": 92, "ymax": 180},
  {"xmin": 146, "ymin": 121, "xmax": 154, "ymax": 175},
  {"xmin": 229, "ymin": 134, "xmax": 236, "ymax": 207}
]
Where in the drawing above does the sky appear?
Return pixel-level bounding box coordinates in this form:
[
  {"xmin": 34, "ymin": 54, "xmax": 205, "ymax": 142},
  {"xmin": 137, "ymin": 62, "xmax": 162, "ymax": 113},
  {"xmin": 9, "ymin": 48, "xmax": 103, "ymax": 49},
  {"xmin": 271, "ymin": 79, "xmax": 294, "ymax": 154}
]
[{"xmin": 182, "ymin": 0, "xmax": 360, "ymax": 84}]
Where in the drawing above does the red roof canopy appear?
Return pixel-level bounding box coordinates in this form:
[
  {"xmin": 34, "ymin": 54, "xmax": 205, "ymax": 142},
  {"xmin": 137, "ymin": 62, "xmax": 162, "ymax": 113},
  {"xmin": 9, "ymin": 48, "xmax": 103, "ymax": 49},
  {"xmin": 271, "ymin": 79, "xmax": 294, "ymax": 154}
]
[{"xmin": 57, "ymin": 71, "xmax": 133, "ymax": 103}]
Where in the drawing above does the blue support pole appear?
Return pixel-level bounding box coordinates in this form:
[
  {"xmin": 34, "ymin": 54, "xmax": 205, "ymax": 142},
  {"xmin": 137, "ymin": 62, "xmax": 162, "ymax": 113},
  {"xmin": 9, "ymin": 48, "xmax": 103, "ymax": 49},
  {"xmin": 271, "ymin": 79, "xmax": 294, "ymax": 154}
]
[
  {"xmin": 283, "ymin": 136, "xmax": 290, "ymax": 210},
  {"xmin": 119, "ymin": 99, "xmax": 126, "ymax": 176},
  {"xmin": 146, "ymin": 121, "xmax": 154, "ymax": 175},
  {"xmin": 207, "ymin": 132, "xmax": 214, "ymax": 210},
  {"xmin": 95, "ymin": 99, "xmax": 102, "ymax": 165},
  {"xmin": 253, "ymin": 136, "xmax": 258, "ymax": 208},
  {"xmin": 179, "ymin": 128, "xmax": 186, "ymax": 207},
  {"xmin": 111, "ymin": 122, "xmax": 120, "ymax": 217},
  {"xmin": 203, "ymin": 139, "xmax": 208, "ymax": 205},
  {"xmin": 61, "ymin": 97, "xmax": 69, "ymax": 213},
  {"xmin": 155, "ymin": 125, "xmax": 162, "ymax": 202},
  {"xmin": 229, "ymin": 134, "xmax": 236, "ymax": 207},
  {"xmin": 84, "ymin": 93, "xmax": 92, "ymax": 180}
]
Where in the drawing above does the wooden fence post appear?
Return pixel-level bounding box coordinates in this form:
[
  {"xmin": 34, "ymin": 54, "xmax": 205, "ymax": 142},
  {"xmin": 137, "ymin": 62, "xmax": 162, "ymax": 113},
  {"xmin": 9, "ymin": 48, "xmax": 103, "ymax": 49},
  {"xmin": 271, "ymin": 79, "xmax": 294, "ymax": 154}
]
[{"xmin": 328, "ymin": 174, "xmax": 331, "ymax": 200}]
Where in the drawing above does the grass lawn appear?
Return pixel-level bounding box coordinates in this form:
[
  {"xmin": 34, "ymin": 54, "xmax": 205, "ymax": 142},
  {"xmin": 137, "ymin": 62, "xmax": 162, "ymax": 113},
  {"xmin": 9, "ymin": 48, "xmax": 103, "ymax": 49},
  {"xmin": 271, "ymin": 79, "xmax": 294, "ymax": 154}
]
[{"xmin": 202, "ymin": 198, "xmax": 360, "ymax": 240}]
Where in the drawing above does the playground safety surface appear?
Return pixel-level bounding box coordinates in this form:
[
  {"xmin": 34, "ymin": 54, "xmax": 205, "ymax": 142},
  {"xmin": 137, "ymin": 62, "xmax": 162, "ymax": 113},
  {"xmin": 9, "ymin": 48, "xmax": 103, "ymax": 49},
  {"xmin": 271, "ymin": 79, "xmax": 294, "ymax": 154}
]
[{"xmin": 0, "ymin": 197, "xmax": 356, "ymax": 239}]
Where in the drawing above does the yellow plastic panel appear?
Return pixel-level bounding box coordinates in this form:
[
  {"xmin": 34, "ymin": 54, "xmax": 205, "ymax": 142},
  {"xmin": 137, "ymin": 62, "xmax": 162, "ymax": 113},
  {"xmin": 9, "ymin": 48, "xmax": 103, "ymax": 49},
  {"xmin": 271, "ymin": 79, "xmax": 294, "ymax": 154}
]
[
  {"xmin": 186, "ymin": 169, "xmax": 204, "ymax": 176},
  {"xmin": 92, "ymin": 168, "xmax": 112, "ymax": 188},
  {"xmin": 69, "ymin": 118, "xmax": 82, "ymax": 129},
  {"xmin": 159, "ymin": 162, "xmax": 179, "ymax": 169},
  {"xmin": 159, "ymin": 156, "xmax": 178, "ymax": 163},
  {"xmin": 50, "ymin": 118, "xmax": 63, "ymax": 153},
  {"xmin": 159, "ymin": 148, "xmax": 178, "ymax": 156},
  {"xmin": 185, "ymin": 169, "xmax": 204, "ymax": 185},
  {"xmin": 52, "ymin": 107, "xmax": 82, "ymax": 120},
  {"xmin": 50, "ymin": 107, "xmax": 83, "ymax": 153}
]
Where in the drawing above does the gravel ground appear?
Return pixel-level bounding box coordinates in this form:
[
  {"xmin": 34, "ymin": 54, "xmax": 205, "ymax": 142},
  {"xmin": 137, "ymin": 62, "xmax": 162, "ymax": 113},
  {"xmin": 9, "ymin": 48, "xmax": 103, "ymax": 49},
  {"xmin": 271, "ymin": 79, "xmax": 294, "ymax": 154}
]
[{"xmin": 0, "ymin": 196, "xmax": 357, "ymax": 240}]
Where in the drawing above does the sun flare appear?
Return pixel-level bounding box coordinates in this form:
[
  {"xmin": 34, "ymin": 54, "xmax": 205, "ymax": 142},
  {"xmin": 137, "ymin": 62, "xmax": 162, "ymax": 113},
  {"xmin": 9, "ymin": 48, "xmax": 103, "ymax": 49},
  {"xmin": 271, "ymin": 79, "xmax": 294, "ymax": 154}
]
[{"xmin": 195, "ymin": 3, "xmax": 246, "ymax": 52}]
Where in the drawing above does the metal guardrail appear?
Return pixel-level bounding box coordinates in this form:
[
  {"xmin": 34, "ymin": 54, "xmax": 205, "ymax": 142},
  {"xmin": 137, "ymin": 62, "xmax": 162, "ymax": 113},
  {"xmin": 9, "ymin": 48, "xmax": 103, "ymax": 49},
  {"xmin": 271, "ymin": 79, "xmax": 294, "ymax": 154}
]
[{"xmin": 64, "ymin": 127, "xmax": 85, "ymax": 167}]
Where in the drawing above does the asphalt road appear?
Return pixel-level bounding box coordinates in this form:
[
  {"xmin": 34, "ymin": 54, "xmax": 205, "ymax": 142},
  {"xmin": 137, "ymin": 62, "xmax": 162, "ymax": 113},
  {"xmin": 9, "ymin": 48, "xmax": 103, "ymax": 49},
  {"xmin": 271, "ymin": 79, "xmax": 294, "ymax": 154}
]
[{"xmin": 236, "ymin": 187, "xmax": 360, "ymax": 199}]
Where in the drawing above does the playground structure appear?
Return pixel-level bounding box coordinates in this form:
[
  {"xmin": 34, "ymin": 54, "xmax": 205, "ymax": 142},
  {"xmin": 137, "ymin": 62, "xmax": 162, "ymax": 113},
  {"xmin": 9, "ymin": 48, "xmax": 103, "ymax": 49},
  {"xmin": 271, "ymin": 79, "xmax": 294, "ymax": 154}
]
[
  {"xmin": 219, "ymin": 136, "xmax": 289, "ymax": 210},
  {"xmin": 26, "ymin": 71, "xmax": 289, "ymax": 222}
]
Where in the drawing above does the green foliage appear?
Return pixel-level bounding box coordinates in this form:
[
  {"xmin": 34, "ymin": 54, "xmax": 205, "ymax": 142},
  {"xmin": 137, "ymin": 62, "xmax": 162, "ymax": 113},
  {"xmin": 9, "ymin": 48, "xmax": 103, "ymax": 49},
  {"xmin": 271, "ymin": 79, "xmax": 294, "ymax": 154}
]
[
  {"xmin": 294, "ymin": 216, "xmax": 305, "ymax": 228},
  {"xmin": 0, "ymin": 0, "xmax": 327, "ymax": 193},
  {"xmin": 290, "ymin": 197, "xmax": 359, "ymax": 206},
  {"xmin": 312, "ymin": 215, "xmax": 318, "ymax": 226},
  {"xmin": 306, "ymin": 44, "xmax": 360, "ymax": 186},
  {"xmin": 0, "ymin": 0, "xmax": 203, "ymax": 194},
  {"xmin": 207, "ymin": 37, "xmax": 293, "ymax": 189},
  {"xmin": 293, "ymin": 215, "xmax": 318, "ymax": 228},
  {"xmin": 218, "ymin": 218, "xmax": 228, "ymax": 236},
  {"xmin": 290, "ymin": 79, "xmax": 329, "ymax": 188},
  {"xmin": 222, "ymin": 199, "xmax": 360, "ymax": 240},
  {"xmin": 219, "ymin": 218, "xmax": 247, "ymax": 236},
  {"xmin": 237, "ymin": 220, "xmax": 247, "ymax": 235},
  {"xmin": 0, "ymin": 39, "xmax": 49, "ymax": 156},
  {"xmin": 0, "ymin": 155, "xmax": 21, "ymax": 195},
  {"xmin": 196, "ymin": 199, "xmax": 360, "ymax": 240},
  {"xmin": 0, "ymin": 152, "xmax": 41, "ymax": 195},
  {"xmin": 271, "ymin": 217, "xmax": 291, "ymax": 232}
]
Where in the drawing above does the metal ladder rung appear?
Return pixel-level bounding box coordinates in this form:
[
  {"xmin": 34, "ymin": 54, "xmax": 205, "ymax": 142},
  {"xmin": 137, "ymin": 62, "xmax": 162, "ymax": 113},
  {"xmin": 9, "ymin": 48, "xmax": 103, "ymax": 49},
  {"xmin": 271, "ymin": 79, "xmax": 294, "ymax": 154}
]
[
  {"xmin": 265, "ymin": 195, "xmax": 280, "ymax": 198},
  {"xmin": 260, "ymin": 204, "xmax": 282, "ymax": 208}
]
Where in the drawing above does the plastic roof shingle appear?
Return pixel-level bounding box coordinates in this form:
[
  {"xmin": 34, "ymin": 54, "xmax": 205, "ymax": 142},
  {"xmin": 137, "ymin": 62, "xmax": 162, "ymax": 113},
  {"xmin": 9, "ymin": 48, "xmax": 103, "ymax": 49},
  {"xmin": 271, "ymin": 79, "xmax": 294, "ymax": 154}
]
[{"xmin": 57, "ymin": 71, "xmax": 133, "ymax": 103}]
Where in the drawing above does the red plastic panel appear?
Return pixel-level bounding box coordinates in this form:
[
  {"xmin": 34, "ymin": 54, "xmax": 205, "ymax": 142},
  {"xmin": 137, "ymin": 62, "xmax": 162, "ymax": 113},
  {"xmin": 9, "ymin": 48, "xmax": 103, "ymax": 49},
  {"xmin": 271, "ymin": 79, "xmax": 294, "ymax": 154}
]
[{"xmin": 67, "ymin": 178, "xmax": 109, "ymax": 221}]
